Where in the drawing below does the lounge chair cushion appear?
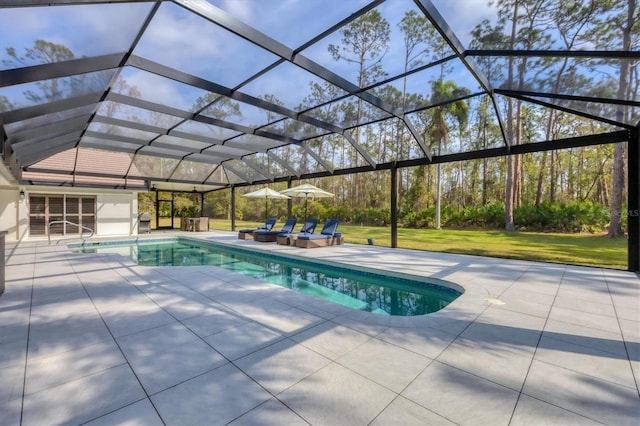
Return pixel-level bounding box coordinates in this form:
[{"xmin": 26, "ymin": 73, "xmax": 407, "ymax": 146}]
[
  {"xmin": 255, "ymin": 218, "xmax": 297, "ymax": 236},
  {"xmin": 297, "ymin": 219, "xmax": 339, "ymax": 240},
  {"xmin": 239, "ymin": 218, "xmax": 277, "ymax": 234},
  {"xmin": 254, "ymin": 218, "xmax": 297, "ymax": 242}
]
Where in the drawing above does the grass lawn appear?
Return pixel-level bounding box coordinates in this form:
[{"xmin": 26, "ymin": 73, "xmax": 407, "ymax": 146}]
[{"xmin": 197, "ymin": 219, "xmax": 628, "ymax": 270}]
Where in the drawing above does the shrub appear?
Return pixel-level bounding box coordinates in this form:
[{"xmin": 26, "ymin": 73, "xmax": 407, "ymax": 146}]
[{"xmin": 514, "ymin": 201, "xmax": 609, "ymax": 232}]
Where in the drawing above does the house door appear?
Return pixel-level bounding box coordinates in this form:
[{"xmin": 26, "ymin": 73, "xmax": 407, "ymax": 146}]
[{"xmin": 156, "ymin": 192, "xmax": 174, "ymax": 229}]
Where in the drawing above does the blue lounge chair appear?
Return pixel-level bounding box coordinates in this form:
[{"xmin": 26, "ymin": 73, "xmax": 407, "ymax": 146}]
[
  {"xmin": 276, "ymin": 218, "xmax": 318, "ymax": 245},
  {"xmin": 255, "ymin": 218, "xmax": 297, "ymax": 242},
  {"xmin": 296, "ymin": 219, "xmax": 342, "ymax": 248},
  {"xmin": 238, "ymin": 217, "xmax": 277, "ymax": 240}
]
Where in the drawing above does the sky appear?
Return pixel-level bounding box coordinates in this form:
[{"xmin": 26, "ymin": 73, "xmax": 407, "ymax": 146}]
[
  {"xmin": 0, "ymin": 0, "xmax": 498, "ymax": 114},
  {"xmin": 1, "ymin": 0, "xmax": 620, "ymax": 130}
]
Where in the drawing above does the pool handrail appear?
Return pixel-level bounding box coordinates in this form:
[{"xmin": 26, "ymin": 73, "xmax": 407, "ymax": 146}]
[{"xmin": 48, "ymin": 220, "xmax": 95, "ymax": 245}]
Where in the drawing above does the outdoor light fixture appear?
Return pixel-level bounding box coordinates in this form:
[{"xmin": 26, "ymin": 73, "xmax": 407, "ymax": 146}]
[{"xmin": 19, "ymin": 190, "xmax": 25, "ymax": 201}]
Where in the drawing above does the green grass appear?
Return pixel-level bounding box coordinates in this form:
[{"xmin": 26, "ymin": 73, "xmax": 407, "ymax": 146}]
[{"xmin": 204, "ymin": 219, "xmax": 628, "ymax": 270}]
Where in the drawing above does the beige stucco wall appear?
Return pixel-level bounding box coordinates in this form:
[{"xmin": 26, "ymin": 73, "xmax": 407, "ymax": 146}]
[
  {"xmin": 0, "ymin": 186, "xmax": 141, "ymax": 242},
  {"xmin": 0, "ymin": 189, "xmax": 22, "ymax": 242},
  {"xmin": 96, "ymin": 193, "xmax": 139, "ymax": 236}
]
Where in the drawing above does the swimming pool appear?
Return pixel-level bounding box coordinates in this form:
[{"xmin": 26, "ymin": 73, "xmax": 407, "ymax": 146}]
[{"xmin": 71, "ymin": 238, "xmax": 462, "ymax": 316}]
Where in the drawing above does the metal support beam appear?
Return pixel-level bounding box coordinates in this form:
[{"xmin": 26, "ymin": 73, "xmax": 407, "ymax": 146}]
[
  {"xmin": 343, "ymin": 131, "xmax": 376, "ymax": 168},
  {"xmin": 175, "ymin": 0, "xmax": 401, "ymax": 118},
  {"xmin": 414, "ymin": 0, "xmax": 492, "ymax": 93},
  {"xmin": 0, "ymin": 53, "xmax": 124, "ymax": 88},
  {"xmin": 628, "ymin": 127, "xmax": 639, "ymax": 272},
  {"xmin": 391, "ymin": 162, "xmax": 398, "ymax": 248},
  {"xmin": 230, "ymin": 185, "xmax": 236, "ymax": 231},
  {"xmin": 498, "ymin": 90, "xmax": 634, "ymax": 130},
  {"xmin": 287, "ymin": 177, "xmax": 293, "ymax": 219}
]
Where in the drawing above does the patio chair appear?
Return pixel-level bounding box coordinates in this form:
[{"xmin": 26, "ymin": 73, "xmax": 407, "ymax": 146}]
[
  {"xmin": 255, "ymin": 218, "xmax": 297, "ymax": 242},
  {"xmin": 276, "ymin": 218, "xmax": 318, "ymax": 245},
  {"xmin": 195, "ymin": 217, "xmax": 209, "ymax": 232},
  {"xmin": 238, "ymin": 217, "xmax": 277, "ymax": 240},
  {"xmin": 295, "ymin": 219, "xmax": 343, "ymax": 248}
]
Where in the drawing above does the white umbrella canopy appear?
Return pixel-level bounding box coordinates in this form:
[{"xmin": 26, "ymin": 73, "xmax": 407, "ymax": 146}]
[
  {"xmin": 242, "ymin": 187, "xmax": 290, "ymax": 222},
  {"xmin": 280, "ymin": 183, "xmax": 334, "ymax": 223}
]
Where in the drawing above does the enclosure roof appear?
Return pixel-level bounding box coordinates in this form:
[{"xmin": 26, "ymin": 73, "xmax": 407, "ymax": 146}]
[{"xmin": 0, "ymin": 0, "xmax": 637, "ymax": 191}]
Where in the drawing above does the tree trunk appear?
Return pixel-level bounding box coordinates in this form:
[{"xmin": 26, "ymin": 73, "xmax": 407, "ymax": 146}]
[
  {"xmin": 608, "ymin": 0, "xmax": 634, "ymax": 237},
  {"xmin": 536, "ymin": 151, "xmax": 547, "ymax": 206},
  {"xmin": 504, "ymin": 0, "xmax": 519, "ymax": 231}
]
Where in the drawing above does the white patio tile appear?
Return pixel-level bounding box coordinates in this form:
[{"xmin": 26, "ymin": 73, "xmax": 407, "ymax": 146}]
[
  {"xmin": 97, "ymin": 298, "xmax": 177, "ymax": 337},
  {"xmin": 376, "ymin": 325, "xmax": 458, "ymax": 359},
  {"xmin": 235, "ymin": 338, "xmax": 330, "ymax": 395},
  {"xmin": 278, "ymin": 363, "xmax": 396, "ymax": 426},
  {"xmin": 290, "ymin": 321, "xmax": 372, "ymax": 360},
  {"xmin": 141, "ymin": 288, "xmax": 219, "ymax": 320},
  {"xmin": 549, "ymin": 306, "xmax": 620, "ymax": 333},
  {"xmin": 181, "ymin": 304, "xmax": 251, "ymax": 338},
  {"xmin": 228, "ymin": 398, "xmax": 308, "ymax": 426},
  {"xmin": 0, "ymin": 337, "xmax": 27, "ymax": 369},
  {"xmin": 5, "ymin": 234, "xmax": 638, "ymax": 426},
  {"xmin": 0, "ymin": 364, "xmax": 25, "ymax": 405},
  {"xmin": 84, "ymin": 398, "xmax": 164, "ymax": 426},
  {"xmin": 204, "ymin": 320, "xmax": 286, "ymax": 360},
  {"xmin": 336, "ymin": 338, "xmax": 432, "ymax": 393},
  {"xmin": 210, "ymin": 288, "xmax": 267, "ymax": 311},
  {"xmin": 21, "ymin": 364, "xmax": 146, "ymax": 426},
  {"xmin": 461, "ymin": 309, "xmax": 545, "ymax": 346},
  {"xmin": 151, "ymin": 363, "xmax": 272, "ymax": 425},
  {"xmin": 251, "ymin": 305, "xmax": 326, "ymax": 336},
  {"xmin": 402, "ymin": 361, "xmax": 520, "ymax": 425},
  {"xmin": 0, "ymin": 398, "xmax": 22, "ymax": 426},
  {"xmin": 183, "ymin": 279, "xmax": 245, "ymax": 298},
  {"xmin": 543, "ymin": 319, "xmax": 627, "ymax": 358},
  {"xmin": 27, "ymin": 311, "xmax": 114, "ymax": 359},
  {"xmin": 25, "ymin": 340, "xmax": 126, "ymax": 395},
  {"xmin": 371, "ymin": 396, "xmax": 455, "ymax": 425},
  {"xmin": 0, "ymin": 305, "xmax": 30, "ymax": 344},
  {"xmin": 553, "ymin": 293, "xmax": 617, "ymax": 317},
  {"xmin": 437, "ymin": 337, "xmax": 535, "ymax": 391},
  {"xmin": 534, "ymin": 334, "xmax": 637, "ymax": 389},
  {"xmin": 117, "ymin": 322, "xmax": 227, "ymax": 395},
  {"xmin": 510, "ymin": 394, "xmax": 603, "ymax": 425},
  {"xmin": 522, "ymin": 360, "xmax": 640, "ymax": 425},
  {"xmin": 332, "ymin": 311, "xmax": 391, "ymax": 333},
  {"xmin": 30, "ymin": 290, "xmax": 96, "ymax": 318}
]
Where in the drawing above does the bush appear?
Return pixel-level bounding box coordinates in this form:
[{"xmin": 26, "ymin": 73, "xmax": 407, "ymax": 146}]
[
  {"xmin": 402, "ymin": 208, "xmax": 436, "ymax": 228},
  {"xmin": 399, "ymin": 201, "xmax": 608, "ymax": 233},
  {"xmin": 515, "ymin": 201, "xmax": 608, "ymax": 232},
  {"xmin": 352, "ymin": 207, "xmax": 390, "ymax": 226},
  {"xmin": 446, "ymin": 202, "xmax": 505, "ymax": 228}
]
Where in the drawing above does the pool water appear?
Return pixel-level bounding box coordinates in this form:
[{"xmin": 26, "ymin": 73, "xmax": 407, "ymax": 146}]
[{"xmin": 73, "ymin": 238, "xmax": 462, "ymax": 316}]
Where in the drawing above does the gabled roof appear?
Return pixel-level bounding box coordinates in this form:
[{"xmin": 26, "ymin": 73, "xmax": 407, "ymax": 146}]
[{"xmin": 0, "ymin": 0, "xmax": 637, "ymax": 190}]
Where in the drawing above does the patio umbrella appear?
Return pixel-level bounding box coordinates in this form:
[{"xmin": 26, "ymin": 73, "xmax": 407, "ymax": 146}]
[
  {"xmin": 242, "ymin": 187, "xmax": 290, "ymax": 223},
  {"xmin": 280, "ymin": 183, "xmax": 334, "ymax": 223}
]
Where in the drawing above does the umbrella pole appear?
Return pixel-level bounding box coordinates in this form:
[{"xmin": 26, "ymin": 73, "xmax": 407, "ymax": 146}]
[
  {"xmin": 304, "ymin": 194, "xmax": 308, "ymax": 224},
  {"xmin": 265, "ymin": 197, "xmax": 268, "ymax": 223}
]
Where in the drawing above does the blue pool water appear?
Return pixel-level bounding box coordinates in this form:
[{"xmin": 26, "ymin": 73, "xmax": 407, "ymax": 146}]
[{"xmin": 71, "ymin": 238, "xmax": 462, "ymax": 316}]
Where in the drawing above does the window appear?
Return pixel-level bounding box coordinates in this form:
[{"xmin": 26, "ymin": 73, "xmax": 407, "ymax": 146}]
[{"xmin": 29, "ymin": 195, "xmax": 96, "ymax": 236}]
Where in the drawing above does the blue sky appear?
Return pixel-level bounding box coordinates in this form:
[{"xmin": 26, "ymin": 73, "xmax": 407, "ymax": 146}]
[{"xmin": 0, "ymin": 0, "xmax": 501, "ymax": 116}]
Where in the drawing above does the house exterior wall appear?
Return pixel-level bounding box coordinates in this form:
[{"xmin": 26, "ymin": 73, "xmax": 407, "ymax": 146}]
[
  {"xmin": 96, "ymin": 193, "xmax": 138, "ymax": 236},
  {"xmin": 0, "ymin": 189, "xmax": 21, "ymax": 242},
  {"xmin": 0, "ymin": 187, "xmax": 142, "ymax": 242}
]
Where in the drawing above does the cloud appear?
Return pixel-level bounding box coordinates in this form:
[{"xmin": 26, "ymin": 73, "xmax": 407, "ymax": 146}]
[
  {"xmin": 431, "ymin": 0, "xmax": 500, "ymax": 46},
  {"xmin": 123, "ymin": 69, "xmax": 194, "ymax": 110}
]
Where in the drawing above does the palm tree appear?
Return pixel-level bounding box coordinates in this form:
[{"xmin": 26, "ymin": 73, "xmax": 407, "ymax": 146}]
[{"xmin": 427, "ymin": 80, "xmax": 470, "ymax": 228}]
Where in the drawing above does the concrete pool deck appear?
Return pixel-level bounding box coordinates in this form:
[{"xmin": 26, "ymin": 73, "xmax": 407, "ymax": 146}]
[{"xmin": 1, "ymin": 230, "xmax": 638, "ymax": 425}]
